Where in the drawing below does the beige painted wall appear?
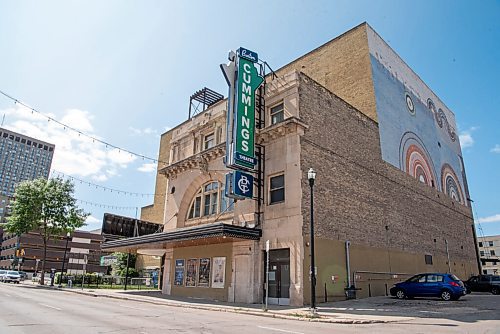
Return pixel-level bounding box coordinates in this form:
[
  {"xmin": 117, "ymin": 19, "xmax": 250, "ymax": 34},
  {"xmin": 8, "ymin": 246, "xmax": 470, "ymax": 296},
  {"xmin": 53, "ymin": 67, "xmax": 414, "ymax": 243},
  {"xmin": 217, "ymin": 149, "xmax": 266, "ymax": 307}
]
[
  {"xmin": 170, "ymin": 243, "xmax": 233, "ymax": 301},
  {"xmin": 302, "ymin": 238, "xmax": 478, "ymax": 304},
  {"xmin": 136, "ymin": 254, "xmax": 161, "ymax": 272}
]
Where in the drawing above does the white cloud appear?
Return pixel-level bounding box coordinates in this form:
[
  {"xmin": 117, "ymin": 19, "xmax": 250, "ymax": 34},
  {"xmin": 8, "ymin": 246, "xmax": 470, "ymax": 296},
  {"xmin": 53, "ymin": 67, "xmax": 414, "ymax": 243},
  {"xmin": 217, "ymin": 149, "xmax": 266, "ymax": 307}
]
[
  {"xmin": 477, "ymin": 214, "xmax": 500, "ymax": 224},
  {"xmin": 82, "ymin": 215, "xmax": 102, "ymax": 231},
  {"xmin": 490, "ymin": 144, "xmax": 500, "ymax": 154},
  {"xmin": 459, "ymin": 127, "xmax": 478, "ymax": 149},
  {"xmin": 1, "ymin": 104, "xmax": 137, "ymax": 181},
  {"xmin": 138, "ymin": 163, "xmax": 157, "ymax": 173},
  {"xmin": 129, "ymin": 126, "xmax": 158, "ymax": 137},
  {"xmin": 60, "ymin": 109, "xmax": 94, "ymax": 132}
]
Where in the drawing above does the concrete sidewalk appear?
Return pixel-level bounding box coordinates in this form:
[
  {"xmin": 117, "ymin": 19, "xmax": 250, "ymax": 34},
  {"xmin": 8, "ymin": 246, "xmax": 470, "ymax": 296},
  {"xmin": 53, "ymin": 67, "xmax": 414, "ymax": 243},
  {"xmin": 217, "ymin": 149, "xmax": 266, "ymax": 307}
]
[{"xmin": 21, "ymin": 281, "xmax": 413, "ymax": 324}]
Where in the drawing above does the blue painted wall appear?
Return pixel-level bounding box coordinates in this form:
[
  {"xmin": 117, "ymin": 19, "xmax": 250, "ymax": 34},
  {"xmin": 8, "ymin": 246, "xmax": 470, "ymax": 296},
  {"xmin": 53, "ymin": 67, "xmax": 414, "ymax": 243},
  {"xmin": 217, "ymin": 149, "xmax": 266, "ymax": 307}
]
[{"xmin": 371, "ymin": 55, "xmax": 468, "ymax": 204}]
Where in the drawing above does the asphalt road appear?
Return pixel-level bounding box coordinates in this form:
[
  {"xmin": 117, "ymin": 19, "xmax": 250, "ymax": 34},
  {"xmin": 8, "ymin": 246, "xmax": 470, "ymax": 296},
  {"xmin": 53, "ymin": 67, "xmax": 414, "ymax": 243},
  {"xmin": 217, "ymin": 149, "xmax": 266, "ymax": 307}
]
[{"xmin": 0, "ymin": 283, "xmax": 499, "ymax": 334}]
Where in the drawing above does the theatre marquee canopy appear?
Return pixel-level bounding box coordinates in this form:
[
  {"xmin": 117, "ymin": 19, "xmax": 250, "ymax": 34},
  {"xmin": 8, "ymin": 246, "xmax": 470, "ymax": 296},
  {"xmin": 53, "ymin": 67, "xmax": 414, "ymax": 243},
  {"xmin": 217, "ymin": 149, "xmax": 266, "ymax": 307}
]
[{"xmin": 102, "ymin": 222, "xmax": 262, "ymax": 253}]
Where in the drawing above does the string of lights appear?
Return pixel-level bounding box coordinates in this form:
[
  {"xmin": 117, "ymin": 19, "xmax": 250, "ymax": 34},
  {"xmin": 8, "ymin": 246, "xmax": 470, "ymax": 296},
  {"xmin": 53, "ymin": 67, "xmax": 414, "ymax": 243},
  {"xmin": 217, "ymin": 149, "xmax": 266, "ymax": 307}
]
[
  {"xmin": 76, "ymin": 198, "xmax": 138, "ymax": 211},
  {"xmin": 0, "ymin": 89, "xmax": 169, "ymax": 165},
  {"xmin": 51, "ymin": 170, "xmax": 165, "ymax": 198}
]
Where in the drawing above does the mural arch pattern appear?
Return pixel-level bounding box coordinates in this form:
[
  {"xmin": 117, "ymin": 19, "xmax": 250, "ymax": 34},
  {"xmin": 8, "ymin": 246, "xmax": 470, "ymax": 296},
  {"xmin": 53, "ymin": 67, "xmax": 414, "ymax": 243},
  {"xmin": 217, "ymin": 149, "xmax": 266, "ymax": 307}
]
[
  {"xmin": 399, "ymin": 132, "xmax": 437, "ymax": 188},
  {"xmin": 441, "ymin": 164, "xmax": 464, "ymax": 205}
]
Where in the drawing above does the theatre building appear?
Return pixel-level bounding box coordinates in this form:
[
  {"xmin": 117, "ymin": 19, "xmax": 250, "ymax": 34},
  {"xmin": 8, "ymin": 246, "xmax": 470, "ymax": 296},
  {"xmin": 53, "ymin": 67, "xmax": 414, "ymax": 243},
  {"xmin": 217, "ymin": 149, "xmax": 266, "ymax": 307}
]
[{"xmin": 103, "ymin": 23, "xmax": 478, "ymax": 306}]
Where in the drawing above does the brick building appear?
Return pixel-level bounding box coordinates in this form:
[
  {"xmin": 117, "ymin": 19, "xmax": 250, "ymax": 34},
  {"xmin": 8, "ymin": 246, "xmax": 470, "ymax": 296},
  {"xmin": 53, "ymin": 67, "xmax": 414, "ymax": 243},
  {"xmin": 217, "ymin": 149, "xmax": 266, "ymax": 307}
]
[
  {"xmin": 103, "ymin": 23, "xmax": 478, "ymax": 305},
  {"xmin": 0, "ymin": 230, "xmax": 107, "ymax": 274}
]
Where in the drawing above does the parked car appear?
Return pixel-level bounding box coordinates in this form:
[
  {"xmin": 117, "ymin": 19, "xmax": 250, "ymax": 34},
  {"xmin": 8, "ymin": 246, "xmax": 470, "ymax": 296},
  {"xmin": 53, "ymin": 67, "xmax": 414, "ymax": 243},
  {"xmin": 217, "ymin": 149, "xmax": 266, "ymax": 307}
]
[
  {"xmin": 0, "ymin": 270, "xmax": 22, "ymax": 284},
  {"xmin": 18, "ymin": 271, "xmax": 28, "ymax": 280},
  {"xmin": 390, "ymin": 273, "xmax": 466, "ymax": 301},
  {"xmin": 464, "ymin": 275, "xmax": 500, "ymax": 295}
]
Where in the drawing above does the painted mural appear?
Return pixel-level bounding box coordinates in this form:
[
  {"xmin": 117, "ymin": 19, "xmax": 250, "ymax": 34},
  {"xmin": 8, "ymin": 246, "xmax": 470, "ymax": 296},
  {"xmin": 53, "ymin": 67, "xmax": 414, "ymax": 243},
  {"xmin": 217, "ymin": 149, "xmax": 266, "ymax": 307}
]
[{"xmin": 367, "ymin": 27, "xmax": 469, "ymax": 205}]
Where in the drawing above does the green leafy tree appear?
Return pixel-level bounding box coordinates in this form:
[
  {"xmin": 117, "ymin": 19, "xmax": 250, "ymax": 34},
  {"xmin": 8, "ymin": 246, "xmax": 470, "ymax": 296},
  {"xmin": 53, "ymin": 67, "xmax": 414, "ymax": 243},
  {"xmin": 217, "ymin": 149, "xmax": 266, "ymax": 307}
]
[
  {"xmin": 112, "ymin": 252, "xmax": 139, "ymax": 277},
  {"xmin": 5, "ymin": 178, "xmax": 88, "ymax": 285}
]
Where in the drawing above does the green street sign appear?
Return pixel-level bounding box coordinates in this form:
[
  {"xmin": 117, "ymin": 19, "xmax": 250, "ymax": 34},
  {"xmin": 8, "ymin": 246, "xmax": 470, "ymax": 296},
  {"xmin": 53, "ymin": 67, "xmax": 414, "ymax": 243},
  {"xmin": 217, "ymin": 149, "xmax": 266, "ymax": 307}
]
[{"xmin": 233, "ymin": 56, "xmax": 263, "ymax": 169}]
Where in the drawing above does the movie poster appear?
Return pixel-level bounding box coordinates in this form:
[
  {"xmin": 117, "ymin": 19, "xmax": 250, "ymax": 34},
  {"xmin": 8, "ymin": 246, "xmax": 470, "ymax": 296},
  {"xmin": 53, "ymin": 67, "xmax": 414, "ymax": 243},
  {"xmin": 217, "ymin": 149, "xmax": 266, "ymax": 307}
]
[
  {"xmin": 186, "ymin": 258, "xmax": 198, "ymax": 287},
  {"xmin": 211, "ymin": 257, "xmax": 226, "ymax": 289},
  {"xmin": 174, "ymin": 259, "xmax": 185, "ymax": 286},
  {"xmin": 198, "ymin": 258, "xmax": 211, "ymax": 287}
]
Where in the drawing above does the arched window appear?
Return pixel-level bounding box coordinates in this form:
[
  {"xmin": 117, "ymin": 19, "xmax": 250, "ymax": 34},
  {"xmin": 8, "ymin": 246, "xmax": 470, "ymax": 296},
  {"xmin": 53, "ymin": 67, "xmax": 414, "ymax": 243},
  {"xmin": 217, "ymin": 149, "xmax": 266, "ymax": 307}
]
[{"xmin": 187, "ymin": 181, "xmax": 234, "ymax": 220}]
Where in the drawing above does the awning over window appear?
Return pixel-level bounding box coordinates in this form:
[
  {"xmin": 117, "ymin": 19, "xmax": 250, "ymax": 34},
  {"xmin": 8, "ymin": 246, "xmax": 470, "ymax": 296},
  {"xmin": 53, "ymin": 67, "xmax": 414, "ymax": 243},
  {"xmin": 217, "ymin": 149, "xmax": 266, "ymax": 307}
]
[{"xmin": 102, "ymin": 222, "xmax": 262, "ymax": 253}]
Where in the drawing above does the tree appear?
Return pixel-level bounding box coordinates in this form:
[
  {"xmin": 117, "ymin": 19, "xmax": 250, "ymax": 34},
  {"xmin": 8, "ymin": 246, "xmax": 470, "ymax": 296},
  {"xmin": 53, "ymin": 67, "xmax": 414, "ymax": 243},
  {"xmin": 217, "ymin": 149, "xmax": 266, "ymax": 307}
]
[
  {"xmin": 5, "ymin": 178, "xmax": 88, "ymax": 285},
  {"xmin": 112, "ymin": 252, "xmax": 139, "ymax": 278}
]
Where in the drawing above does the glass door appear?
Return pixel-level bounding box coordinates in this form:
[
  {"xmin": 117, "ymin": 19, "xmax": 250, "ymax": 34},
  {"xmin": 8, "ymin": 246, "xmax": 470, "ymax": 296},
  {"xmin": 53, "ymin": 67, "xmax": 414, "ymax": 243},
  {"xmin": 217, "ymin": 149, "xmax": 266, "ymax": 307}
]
[{"xmin": 265, "ymin": 249, "xmax": 290, "ymax": 305}]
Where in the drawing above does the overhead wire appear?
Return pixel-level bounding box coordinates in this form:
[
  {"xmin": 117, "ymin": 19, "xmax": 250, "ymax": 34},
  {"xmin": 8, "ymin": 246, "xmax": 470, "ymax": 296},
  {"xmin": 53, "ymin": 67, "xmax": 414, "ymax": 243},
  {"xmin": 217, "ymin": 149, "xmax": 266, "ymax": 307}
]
[
  {"xmin": 0, "ymin": 89, "xmax": 170, "ymax": 165},
  {"xmin": 51, "ymin": 170, "xmax": 165, "ymax": 198}
]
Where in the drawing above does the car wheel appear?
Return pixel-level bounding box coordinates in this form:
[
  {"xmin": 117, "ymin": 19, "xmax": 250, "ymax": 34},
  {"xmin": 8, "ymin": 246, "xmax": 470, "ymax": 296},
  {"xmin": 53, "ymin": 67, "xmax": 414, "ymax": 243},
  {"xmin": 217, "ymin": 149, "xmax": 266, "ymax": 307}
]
[
  {"xmin": 492, "ymin": 287, "xmax": 499, "ymax": 295},
  {"xmin": 396, "ymin": 289, "xmax": 406, "ymax": 299},
  {"xmin": 441, "ymin": 290, "xmax": 452, "ymax": 301}
]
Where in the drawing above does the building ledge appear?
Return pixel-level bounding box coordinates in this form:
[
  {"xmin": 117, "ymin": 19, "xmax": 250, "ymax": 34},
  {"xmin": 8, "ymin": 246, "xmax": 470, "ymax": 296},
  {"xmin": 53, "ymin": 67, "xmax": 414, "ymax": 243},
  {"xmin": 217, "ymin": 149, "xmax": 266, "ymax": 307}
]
[
  {"xmin": 257, "ymin": 116, "xmax": 308, "ymax": 145},
  {"xmin": 159, "ymin": 143, "xmax": 225, "ymax": 178}
]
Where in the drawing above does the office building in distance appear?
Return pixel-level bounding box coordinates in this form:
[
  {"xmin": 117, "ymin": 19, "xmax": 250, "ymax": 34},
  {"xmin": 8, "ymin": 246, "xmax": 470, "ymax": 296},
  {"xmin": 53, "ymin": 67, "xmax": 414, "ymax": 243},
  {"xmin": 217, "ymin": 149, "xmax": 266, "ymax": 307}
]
[{"xmin": 0, "ymin": 126, "xmax": 55, "ymax": 270}]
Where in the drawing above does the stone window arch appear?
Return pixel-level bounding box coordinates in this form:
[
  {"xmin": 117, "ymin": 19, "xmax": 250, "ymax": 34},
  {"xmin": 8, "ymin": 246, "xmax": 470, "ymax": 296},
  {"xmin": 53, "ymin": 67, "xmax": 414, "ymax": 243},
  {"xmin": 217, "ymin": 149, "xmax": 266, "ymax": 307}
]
[{"xmin": 187, "ymin": 181, "xmax": 234, "ymax": 220}]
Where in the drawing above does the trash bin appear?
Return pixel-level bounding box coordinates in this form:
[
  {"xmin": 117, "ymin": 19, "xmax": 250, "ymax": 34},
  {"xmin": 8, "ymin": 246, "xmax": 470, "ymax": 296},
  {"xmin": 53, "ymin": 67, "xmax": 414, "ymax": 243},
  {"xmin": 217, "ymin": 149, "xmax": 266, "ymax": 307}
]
[{"xmin": 345, "ymin": 285, "xmax": 357, "ymax": 300}]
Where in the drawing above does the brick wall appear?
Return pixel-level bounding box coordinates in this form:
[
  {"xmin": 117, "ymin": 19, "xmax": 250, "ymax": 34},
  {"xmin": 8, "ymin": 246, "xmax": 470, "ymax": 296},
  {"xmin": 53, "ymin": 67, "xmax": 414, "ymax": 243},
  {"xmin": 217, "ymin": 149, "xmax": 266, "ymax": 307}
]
[
  {"xmin": 141, "ymin": 131, "xmax": 172, "ymax": 224},
  {"xmin": 297, "ymin": 72, "xmax": 476, "ymax": 264},
  {"xmin": 275, "ymin": 22, "xmax": 377, "ymax": 122}
]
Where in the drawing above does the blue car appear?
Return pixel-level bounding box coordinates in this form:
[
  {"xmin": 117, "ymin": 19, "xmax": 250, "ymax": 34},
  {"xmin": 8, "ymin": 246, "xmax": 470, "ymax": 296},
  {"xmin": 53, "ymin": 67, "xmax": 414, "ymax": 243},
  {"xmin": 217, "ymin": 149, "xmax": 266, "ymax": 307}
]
[{"xmin": 390, "ymin": 273, "xmax": 466, "ymax": 301}]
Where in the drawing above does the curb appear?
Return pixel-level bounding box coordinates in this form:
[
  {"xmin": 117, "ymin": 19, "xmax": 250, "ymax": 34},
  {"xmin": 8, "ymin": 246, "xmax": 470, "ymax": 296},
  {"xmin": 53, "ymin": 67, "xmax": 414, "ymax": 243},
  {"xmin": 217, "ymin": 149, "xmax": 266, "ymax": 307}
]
[{"xmin": 49, "ymin": 287, "xmax": 397, "ymax": 324}]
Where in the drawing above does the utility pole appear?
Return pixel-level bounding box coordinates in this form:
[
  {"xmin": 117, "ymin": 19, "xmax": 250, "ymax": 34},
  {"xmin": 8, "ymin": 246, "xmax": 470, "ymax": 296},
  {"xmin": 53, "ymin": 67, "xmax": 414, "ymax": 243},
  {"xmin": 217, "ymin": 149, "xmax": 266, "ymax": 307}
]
[{"xmin": 124, "ymin": 252, "xmax": 130, "ymax": 291}]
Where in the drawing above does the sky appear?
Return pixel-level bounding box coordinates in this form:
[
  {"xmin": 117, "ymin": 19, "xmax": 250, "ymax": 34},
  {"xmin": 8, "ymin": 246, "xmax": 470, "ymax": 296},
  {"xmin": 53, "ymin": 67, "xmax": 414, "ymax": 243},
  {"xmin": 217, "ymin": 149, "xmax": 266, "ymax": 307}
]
[{"xmin": 0, "ymin": 0, "xmax": 499, "ymax": 236}]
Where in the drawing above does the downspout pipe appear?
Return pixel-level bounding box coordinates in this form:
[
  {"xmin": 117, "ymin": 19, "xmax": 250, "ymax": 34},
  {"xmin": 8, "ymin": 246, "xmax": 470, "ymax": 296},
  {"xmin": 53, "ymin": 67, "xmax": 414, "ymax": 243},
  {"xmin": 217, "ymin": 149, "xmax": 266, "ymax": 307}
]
[{"xmin": 346, "ymin": 240, "xmax": 351, "ymax": 287}]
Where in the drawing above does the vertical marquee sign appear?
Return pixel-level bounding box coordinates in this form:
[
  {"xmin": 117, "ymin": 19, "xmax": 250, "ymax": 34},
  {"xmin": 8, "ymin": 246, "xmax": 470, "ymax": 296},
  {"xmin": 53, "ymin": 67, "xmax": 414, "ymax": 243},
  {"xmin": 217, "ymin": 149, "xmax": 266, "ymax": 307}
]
[
  {"xmin": 221, "ymin": 47, "xmax": 264, "ymax": 171},
  {"xmin": 221, "ymin": 47, "xmax": 263, "ymax": 200}
]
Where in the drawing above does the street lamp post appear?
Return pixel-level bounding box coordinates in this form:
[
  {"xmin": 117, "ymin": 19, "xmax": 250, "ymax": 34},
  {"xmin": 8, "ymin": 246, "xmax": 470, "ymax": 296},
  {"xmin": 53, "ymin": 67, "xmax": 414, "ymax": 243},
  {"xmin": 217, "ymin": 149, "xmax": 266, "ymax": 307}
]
[
  {"xmin": 59, "ymin": 232, "xmax": 71, "ymax": 288},
  {"xmin": 307, "ymin": 168, "xmax": 317, "ymax": 312}
]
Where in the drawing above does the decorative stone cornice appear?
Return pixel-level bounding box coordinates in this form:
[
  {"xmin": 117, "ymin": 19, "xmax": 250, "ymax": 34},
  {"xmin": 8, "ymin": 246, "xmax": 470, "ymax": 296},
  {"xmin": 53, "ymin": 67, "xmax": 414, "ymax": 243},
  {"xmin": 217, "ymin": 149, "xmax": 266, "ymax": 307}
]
[
  {"xmin": 159, "ymin": 143, "xmax": 225, "ymax": 178},
  {"xmin": 257, "ymin": 117, "xmax": 308, "ymax": 145},
  {"xmin": 159, "ymin": 117, "xmax": 308, "ymax": 178}
]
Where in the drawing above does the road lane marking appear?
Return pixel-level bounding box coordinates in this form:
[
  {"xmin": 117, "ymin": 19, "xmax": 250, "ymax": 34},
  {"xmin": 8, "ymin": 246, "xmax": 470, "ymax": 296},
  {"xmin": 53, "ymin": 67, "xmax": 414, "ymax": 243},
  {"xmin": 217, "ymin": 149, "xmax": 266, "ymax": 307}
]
[
  {"xmin": 39, "ymin": 303, "xmax": 62, "ymax": 311},
  {"xmin": 257, "ymin": 326, "xmax": 305, "ymax": 334},
  {"xmin": 4, "ymin": 293, "xmax": 12, "ymax": 297},
  {"xmin": 118, "ymin": 304, "xmax": 152, "ymax": 311}
]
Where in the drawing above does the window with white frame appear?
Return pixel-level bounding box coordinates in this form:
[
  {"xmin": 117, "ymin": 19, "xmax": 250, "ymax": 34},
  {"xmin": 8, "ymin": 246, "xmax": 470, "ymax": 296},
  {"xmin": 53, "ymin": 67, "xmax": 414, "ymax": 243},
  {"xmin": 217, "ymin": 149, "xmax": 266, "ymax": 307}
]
[
  {"xmin": 204, "ymin": 133, "xmax": 215, "ymax": 150},
  {"xmin": 188, "ymin": 190, "xmax": 202, "ymax": 219},
  {"xmin": 270, "ymin": 102, "xmax": 284, "ymax": 125},
  {"xmin": 187, "ymin": 181, "xmax": 234, "ymax": 220},
  {"xmin": 203, "ymin": 182, "xmax": 219, "ymax": 216}
]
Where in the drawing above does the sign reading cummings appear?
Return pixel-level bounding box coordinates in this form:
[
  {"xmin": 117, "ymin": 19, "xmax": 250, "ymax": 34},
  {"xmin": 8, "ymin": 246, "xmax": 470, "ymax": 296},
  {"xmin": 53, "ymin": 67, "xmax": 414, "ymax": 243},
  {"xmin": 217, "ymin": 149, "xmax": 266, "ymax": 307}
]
[{"xmin": 221, "ymin": 47, "xmax": 264, "ymax": 171}]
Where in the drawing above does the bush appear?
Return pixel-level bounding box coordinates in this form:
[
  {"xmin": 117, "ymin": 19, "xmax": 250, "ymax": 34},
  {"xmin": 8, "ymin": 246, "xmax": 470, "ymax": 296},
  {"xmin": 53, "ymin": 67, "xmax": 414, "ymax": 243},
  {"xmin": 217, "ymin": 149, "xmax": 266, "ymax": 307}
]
[{"xmin": 118, "ymin": 267, "xmax": 139, "ymax": 278}]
